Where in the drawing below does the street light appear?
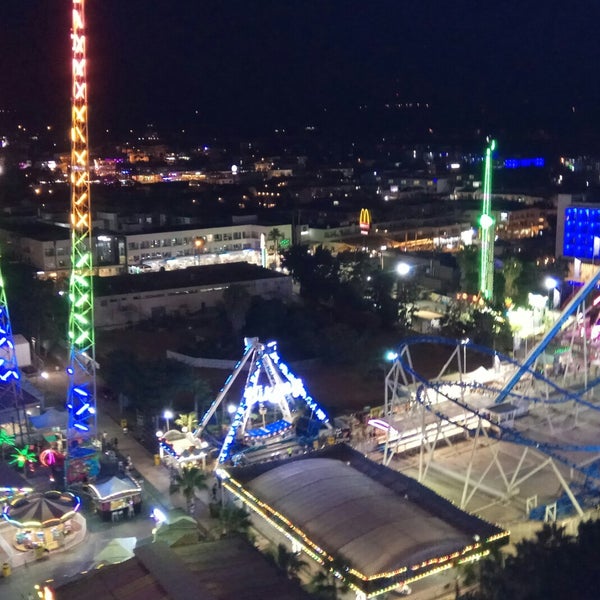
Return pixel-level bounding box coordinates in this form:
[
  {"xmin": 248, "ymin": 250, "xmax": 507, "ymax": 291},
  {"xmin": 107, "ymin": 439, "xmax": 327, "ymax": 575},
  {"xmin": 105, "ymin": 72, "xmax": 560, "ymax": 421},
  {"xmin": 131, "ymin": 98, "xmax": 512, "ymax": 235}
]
[
  {"xmin": 380, "ymin": 245, "xmax": 387, "ymax": 270},
  {"xmin": 544, "ymin": 277, "xmax": 558, "ymax": 309},
  {"xmin": 194, "ymin": 237, "xmax": 203, "ymax": 265},
  {"xmin": 163, "ymin": 409, "xmax": 174, "ymax": 432},
  {"xmin": 461, "ymin": 338, "xmax": 470, "ymax": 373},
  {"xmin": 396, "ymin": 262, "xmax": 411, "ymax": 277}
]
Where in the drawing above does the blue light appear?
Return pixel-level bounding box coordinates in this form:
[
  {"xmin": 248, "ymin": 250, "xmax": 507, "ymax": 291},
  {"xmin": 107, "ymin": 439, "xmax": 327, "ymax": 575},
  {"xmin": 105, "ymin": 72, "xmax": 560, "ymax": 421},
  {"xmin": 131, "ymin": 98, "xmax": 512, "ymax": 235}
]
[
  {"xmin": 504, "ymin": 157, "xmax": 545, "ymax": 169},
  {"xmin": 74, "ymin": 423, "xmax": 89, "ymax": 431},
  {"xmin": 76, "ymin": 402, "xmax": 90, "ymax": 416},
  {"xmin": 563, "ymin": 207, "xmax": 600, "ymax": 259}
]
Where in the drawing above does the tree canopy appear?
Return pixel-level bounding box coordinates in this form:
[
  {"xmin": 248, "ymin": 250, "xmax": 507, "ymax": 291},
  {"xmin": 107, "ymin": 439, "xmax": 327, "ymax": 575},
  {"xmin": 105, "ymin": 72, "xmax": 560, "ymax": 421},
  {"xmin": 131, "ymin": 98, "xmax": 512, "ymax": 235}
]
[{"xmin": 463, "ymin": 520, "xmax": 600, "ymax": 600}]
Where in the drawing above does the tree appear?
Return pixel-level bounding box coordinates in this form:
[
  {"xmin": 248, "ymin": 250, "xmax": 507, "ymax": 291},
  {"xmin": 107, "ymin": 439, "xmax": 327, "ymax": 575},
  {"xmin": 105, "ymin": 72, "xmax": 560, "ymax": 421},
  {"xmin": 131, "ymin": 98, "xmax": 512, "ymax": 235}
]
[
  {"xmin": 217, "ymin": 502, "xmax": 251, "ymax": 537},
  {"xmin": 396, "ymin": 281, "xmax": 419, "ymax": 335},
  {"xmin": 501, "ymin": 257, "xmax": 522, "ymax": 301},
  {"xmin": 464, "ymin": 521, "xmax": 600, "ymax": 600},
  {"xmin": 169, "ymin": 466, "xmax": 207, "ymax": 514},
  {"xmin": 456, "ymin": 246, "xmax": 480, "ymax": 295},
  {"xmin": 310, "ymin": 557, "xmax": 352, "ymax": 599},
  {"xmin": 221, "ymin": 283, "xmax": 252, "ymax": 337},
  {"xmin": 281, "ymin": 244, "xmax": 313, "ymax": 296},
  {"xmin": 175, "ymin": 412, "xmax": 198, "ymax": 432},
  {"xmin": 269, "ymin": 543, "xmax": 309, "ymax": 582},
  {"xmin": 267, "ymin": 228, "xmax": 283, "ymax": 268}
]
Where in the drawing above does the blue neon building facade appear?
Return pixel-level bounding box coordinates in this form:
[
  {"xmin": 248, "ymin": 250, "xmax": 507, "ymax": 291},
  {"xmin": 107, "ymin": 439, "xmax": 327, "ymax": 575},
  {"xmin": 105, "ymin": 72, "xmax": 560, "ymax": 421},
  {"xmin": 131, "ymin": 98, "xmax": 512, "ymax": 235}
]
[{"xmin": 563, "ymin": 206, "xmax": 600, "ymax": 260}]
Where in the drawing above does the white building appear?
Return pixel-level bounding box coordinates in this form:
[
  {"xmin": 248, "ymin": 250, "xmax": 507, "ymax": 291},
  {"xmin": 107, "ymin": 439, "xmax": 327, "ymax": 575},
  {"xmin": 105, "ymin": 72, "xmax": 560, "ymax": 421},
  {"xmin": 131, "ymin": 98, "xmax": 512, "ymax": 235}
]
[{"xmin": 94, "ymin": 263, "xmax": 292, "ymax": 329}]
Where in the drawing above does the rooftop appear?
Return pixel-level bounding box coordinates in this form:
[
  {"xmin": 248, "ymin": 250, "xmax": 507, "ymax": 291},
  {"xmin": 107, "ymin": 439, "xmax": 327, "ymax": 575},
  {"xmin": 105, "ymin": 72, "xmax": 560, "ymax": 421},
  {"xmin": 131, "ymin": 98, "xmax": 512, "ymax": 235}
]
[
  {"xmin": 228, "ymin": 444, "xmax": 508, "ymax": 593},
  {"xmin": 53, "ymin": 538, "xmax": 313, "ymax": 600},
  {"xmin": 94, "ymin": 263, "xmax": 287, "ymax": 297}
]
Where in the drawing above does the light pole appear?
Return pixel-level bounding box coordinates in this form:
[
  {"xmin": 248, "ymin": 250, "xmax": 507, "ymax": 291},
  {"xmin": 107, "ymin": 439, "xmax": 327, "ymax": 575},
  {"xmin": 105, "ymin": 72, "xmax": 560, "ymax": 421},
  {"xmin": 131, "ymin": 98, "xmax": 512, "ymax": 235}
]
[
  {"xmin": 194, "ymin": 238, "xmax": 203, "ymax": 265},
  {"xmin": 395, "ymin": 262, "xmax": 411, "ymax": 299},
  {"xmin": 461, "ymin": 338, "xmax": 470, "ymax": 374},
  {"xmin": 380, "ymin": 245, "xmax": 387, "ymax": 270},
  {"xmin": 163, "ymin": 409, "xmax": 174, "ymax": 432},
  {"xmin": 544, "ymin": 277, "xmax": 558, "ymax": 310}
]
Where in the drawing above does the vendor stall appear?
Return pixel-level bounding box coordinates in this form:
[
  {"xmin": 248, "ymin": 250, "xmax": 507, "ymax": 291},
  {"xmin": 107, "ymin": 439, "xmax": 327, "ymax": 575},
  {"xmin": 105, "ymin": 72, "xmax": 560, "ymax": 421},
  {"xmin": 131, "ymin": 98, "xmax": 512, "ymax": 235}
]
[
  {"xmin": 88, "ymin": 475, "xmax": 142, "ymax": 522},
  {"xmin": 2, "ymin": 490, "xmax": 81, "ymax": 552},
  {"xmin": 158, "ymin": 430, "xmax": 209, "ymax": 470}
]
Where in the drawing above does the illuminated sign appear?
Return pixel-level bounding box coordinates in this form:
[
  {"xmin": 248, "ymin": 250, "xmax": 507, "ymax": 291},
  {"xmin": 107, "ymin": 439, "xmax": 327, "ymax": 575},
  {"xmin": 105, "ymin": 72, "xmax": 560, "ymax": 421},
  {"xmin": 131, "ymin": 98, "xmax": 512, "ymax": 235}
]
[
  {"xmin": 504, "ymin": 158, "xmax": 544, "ymax": 169},
  {"xmin": 563, "ymin": 207, "xmax": 600, "ymax": 259},
  {"xmin": 359, "ymin": 208, "xmax": 371, "ymax": 235}
]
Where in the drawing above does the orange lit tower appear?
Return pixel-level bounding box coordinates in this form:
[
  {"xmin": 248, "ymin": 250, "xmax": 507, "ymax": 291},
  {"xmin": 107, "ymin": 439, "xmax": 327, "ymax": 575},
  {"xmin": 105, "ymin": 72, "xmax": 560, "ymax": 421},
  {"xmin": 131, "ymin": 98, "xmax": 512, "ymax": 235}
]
[{"xmin": 65, "ymin": 0, "xmax": 99, "ymax": 484}]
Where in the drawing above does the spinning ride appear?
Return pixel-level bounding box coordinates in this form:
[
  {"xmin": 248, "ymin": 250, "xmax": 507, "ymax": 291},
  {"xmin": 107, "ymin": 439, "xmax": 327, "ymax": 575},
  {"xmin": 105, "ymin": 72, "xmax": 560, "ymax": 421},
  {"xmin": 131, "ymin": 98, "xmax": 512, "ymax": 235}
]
[
  {"xmin": 195, "ymin": 338, "xmax": 331, "ymax": 464},
  {"xmin": 382, "ymin": 269, "xmax": 600, "ymax": 519}
]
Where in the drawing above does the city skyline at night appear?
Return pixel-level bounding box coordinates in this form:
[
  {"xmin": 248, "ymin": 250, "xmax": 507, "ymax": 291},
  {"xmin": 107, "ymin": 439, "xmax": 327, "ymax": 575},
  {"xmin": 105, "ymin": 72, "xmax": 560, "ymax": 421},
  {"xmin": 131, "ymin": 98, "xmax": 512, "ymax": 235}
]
[{"xmin": 0, "ymin": 1, "xmax": 599, "ymax": 145}]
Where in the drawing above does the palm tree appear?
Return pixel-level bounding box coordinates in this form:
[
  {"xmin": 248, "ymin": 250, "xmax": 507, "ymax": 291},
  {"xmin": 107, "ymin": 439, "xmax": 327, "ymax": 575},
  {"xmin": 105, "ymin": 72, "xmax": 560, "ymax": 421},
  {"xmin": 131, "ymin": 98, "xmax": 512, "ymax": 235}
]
[
  {"xmin": 0, "ymin": 428, "xmax": 16, "ymax": 461},
  {"xmin": 169, "ymin": 466, "xmax": 207, "ymax": 514},
  {"xmin": 270, "ymin": 543, "xmax": 309, "ymax": 582},
  {"xmin": 267, "ymin": 228, "xmax": 283, "ymax": 268},
  {"xmin": 310, "ymin": 557, "xmax": 351, "ymax": 599},
  {"xmin": 218, "ymin": 502, "xmax": 251, "ymax": 537},
  {"xmin": 9, "ymin": 445, "xmax": 37, "ymax": 477},
  {"xmin": 175, "ymin": 412, "xmax": 198, "ymax": 432}
]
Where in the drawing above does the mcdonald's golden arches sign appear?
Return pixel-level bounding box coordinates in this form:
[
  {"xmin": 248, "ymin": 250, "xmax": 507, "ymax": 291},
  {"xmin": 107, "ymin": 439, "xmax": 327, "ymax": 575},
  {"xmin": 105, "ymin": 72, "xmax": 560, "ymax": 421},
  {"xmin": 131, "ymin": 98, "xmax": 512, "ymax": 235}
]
[{"xmin": 359, "ymin": 208, "xmax": 371, "ymax": 235}]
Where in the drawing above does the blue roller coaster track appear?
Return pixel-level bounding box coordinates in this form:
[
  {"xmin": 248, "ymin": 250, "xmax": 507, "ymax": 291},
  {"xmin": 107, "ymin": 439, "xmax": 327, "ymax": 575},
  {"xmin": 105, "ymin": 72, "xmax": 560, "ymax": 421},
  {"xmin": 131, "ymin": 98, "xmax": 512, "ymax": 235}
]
[{"xmin": 392, "ymin": 335, "xmax": 600, "ymax": 482}]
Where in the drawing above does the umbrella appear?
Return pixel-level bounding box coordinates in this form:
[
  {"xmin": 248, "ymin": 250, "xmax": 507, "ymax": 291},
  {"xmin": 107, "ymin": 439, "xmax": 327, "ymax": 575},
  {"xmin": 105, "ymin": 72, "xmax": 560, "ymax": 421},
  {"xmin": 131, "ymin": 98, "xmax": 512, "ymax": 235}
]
[{"xmin": 94, "ymin": 537, "xmax": 136, "ymax": 565}]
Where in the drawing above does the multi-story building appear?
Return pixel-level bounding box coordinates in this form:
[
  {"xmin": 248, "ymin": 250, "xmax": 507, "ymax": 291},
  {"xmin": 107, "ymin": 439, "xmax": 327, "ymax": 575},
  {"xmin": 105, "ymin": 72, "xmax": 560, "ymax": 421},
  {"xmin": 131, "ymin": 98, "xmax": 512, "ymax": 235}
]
[
  {"xmin": 0, "ymin": 219, "xmax": 292, "ymax": 277},
  {"xmin": 94, "ymin": 263, "xmax": 292, "ymax": 328}
]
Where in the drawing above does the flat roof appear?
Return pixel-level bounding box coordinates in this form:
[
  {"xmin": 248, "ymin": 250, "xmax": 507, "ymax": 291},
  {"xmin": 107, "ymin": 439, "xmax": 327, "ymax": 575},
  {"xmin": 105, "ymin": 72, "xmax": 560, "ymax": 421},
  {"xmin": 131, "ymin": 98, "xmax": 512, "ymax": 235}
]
[
  {"xmin": 228, "ymin": 444, "xmax": 507, "ymax": 593},
  {"xmin": 95, "ymin": 263, "xmax": 287, "ymax": 297},
  {"xmin": 0, "ymin": 221, "xmax": 70, "ymax": 241},
  {"xmin": 53, "ymin": 539, "xmax": 313, "ymax": 600}
]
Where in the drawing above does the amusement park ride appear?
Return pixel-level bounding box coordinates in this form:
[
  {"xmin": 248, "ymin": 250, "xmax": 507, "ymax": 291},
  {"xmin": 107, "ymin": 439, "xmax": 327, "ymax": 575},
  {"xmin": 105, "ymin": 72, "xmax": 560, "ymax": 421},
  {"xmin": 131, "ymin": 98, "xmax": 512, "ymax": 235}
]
[
  {"xmin": 379, "ymin": 244, "xmax": 600, "ymax": 520},
  {"xmin": 194, "ymin": 338, "xmax": 331, "ymax": 465},
  {"xmin": 1, "ymin": 3, "xmax": 599, "ymax": 538},
  {"xmin": 63, "ymin": 0, "xmax": 99, "ymax": 485}
]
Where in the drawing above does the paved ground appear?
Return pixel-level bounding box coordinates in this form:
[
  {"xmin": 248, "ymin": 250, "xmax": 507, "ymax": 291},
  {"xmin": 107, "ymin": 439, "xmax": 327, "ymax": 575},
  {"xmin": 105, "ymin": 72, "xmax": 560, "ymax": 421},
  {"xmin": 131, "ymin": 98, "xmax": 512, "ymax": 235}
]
[{"xmin": 0, "ymin": 379, "xmax": 216, "ymax": 598}]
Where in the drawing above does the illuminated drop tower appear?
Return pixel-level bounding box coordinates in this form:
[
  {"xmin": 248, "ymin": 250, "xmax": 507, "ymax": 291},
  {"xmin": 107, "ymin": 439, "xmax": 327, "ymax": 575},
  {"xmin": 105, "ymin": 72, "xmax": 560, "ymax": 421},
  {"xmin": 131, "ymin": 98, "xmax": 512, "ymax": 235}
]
[
  {"xmin": 0, "ymin": 255, "xmax": 25, "ymax": 439},
  {"xmin": 65, "ymin": 0, "xmax": 99, "ymax": 484},
  {"xmin": 479, "ymin": 138, "xmax": 496, "ymax": 301}
]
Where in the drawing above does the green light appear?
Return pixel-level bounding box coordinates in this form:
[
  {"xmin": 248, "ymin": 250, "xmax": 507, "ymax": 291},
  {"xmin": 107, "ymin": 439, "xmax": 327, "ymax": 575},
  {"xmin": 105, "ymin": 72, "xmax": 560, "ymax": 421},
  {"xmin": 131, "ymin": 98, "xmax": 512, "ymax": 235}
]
[
  {"xmin": 75, "ymin": 252, "xmax": 89, "ymax": 269},
  {"xmin": 479, "ymin": 138, "xmax": 496, "ymax": 301},
  {"xmin": 75, "ymin": 293, "xmax": 89, "ymax": 308},
  {"xmin": 479, "ymin": 214, "xmax": 494, "ymax": 229},
  {"xmin": 75, "ymin": 331, "xmax": 90, "ymax": 345}
]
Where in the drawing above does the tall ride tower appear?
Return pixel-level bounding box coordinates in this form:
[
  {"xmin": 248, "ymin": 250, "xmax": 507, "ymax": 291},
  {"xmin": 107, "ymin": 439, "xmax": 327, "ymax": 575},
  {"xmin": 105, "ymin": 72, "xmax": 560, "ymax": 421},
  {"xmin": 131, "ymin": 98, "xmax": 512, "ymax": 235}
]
[
  {"xmin": 0, "ymin": 255, "xmax": 25, "ymax": 438},
  {"xmin": 479, "ymin": 138, "xmax": 496, "ymax": 301},
  {"xmin": 65, "ymin": 0, "xmax": 98, "ymax": 484}
]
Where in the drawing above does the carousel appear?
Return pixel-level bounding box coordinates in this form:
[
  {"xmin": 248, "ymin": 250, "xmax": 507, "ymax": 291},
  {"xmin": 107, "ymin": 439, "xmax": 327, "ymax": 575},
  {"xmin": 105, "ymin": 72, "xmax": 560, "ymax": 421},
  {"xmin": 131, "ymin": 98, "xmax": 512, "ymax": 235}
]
[{"xmin": 2, "ymin": 490, "xmax": 81, "ymax": 553}]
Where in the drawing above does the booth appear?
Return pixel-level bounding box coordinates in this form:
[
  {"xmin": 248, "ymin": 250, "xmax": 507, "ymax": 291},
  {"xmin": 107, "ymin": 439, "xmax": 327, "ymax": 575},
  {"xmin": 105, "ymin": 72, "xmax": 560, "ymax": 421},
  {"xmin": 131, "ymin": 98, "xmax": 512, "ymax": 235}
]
[
  {"xmin": 158, "ymin": 430, "xmax": 209, "ymax": 471},
  {"xmin": 88, "ymin": 475, "xmax": 142, "ymax": 522}
]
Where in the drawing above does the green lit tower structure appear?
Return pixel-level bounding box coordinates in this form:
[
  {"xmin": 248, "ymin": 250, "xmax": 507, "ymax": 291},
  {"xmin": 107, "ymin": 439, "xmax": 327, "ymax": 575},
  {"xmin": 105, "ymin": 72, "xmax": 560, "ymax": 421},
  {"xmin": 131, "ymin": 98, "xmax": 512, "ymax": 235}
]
[
  {"xmin": 0, "ymin": 254, "xmax": 25, "ymax": 438},
  {"xmin": 479, "ymin": 138, "xmax": 496, "ymax": 301},
  {"xmin": 65, "ymin": 0, "xmax": 99, "ymax": 485}
]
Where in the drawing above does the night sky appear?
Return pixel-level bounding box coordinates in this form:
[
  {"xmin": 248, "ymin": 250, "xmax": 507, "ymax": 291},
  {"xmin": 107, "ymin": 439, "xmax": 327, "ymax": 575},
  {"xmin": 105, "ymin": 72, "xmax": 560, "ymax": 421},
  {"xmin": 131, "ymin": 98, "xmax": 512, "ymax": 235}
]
[{"xmin": 1, "ymin": 1, "xmax": 600, "ymax": 142}]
